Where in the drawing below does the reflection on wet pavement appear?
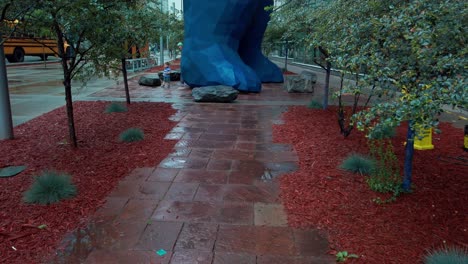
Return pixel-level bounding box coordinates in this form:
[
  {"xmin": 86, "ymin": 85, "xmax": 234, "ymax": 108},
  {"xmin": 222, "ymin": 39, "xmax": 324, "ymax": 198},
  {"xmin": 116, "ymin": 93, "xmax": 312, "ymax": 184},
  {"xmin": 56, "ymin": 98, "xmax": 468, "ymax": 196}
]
[{"xmin": 52, "ymin": 85, "xmax": 333, "ymax": 263}]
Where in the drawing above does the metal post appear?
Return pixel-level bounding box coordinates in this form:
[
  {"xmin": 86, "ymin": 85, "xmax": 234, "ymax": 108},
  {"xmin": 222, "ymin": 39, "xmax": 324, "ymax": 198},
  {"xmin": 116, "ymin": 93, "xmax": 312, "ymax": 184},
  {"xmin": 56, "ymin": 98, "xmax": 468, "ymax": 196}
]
[
  {"xmin": 43, "ymin": 46, "xmax": 47, "ymax": 68},
  {"xmin": 0, "ymin": 40, "xmax": 14, "ymax": 139},
  {"xmin": 284, "ymin": 40, "xmax": 288, "ymax": 72},
  {"xmin": 160, "ymin": 1, "xmax": 165, "ymax": 66},
  {"xmin": 167, "ymin": 35, "xmax": 170, "ymax": 58},
  {"xmin": 160, "ymin": 35, "xmax": 164, "ymax": 66},
  {"xmin": 402, "ymin": 122, "xmax": 415, "ymax": 191}
]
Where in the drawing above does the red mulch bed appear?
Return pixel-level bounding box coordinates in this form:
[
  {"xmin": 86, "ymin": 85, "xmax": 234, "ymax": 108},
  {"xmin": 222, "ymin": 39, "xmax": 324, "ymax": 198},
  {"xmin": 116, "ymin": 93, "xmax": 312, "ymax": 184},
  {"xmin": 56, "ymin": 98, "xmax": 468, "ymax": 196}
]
[
  {"xmin": 0, "ymin": 101, "xmax": 177, "ymax": 263},
  {"xmin": 274, "ymin": 106, "xmax": 467, "ymax": 264},
  {"xmin": 283, "ymin": 71, "xmax": 297, "ymax": 75}
]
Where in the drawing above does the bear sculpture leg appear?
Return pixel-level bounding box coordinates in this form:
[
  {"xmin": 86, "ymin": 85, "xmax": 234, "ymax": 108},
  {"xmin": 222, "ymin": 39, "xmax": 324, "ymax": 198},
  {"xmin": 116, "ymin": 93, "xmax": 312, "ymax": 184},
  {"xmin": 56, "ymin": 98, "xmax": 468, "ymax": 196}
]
[
  {"xmin": 182, "ymin": 0, "xmax": 282, "ymax": 93},
  {"xmin": 239, "ymin": 0, "xmax": 284, "ymax": 83}
]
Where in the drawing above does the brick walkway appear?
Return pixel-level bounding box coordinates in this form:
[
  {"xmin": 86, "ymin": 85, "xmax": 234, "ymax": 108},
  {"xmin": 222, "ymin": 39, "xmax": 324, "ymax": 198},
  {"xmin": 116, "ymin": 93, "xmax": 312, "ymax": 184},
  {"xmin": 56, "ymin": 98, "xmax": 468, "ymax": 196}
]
[{"xmin": 54, "ymin": 79, "xmax": 333, "ymax": 263}]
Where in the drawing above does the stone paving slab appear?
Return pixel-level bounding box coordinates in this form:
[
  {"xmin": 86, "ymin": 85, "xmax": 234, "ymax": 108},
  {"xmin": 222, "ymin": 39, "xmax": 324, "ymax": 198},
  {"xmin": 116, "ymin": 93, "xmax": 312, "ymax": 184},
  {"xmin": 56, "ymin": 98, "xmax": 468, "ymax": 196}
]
[{"xmin": 53, "ymin": 82, "xmax": 333, "ymax": 263}]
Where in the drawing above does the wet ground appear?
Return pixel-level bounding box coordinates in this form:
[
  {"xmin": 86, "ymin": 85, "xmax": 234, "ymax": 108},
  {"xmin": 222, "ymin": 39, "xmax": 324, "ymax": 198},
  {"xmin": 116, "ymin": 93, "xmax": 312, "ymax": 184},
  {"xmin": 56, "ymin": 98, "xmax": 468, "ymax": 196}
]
[
  {"xmin": 46, "ymin": 74, "xmax": 334, "ymax": 263},
  {"xmin": 7, "ymin": 58, "xmax": 465, "ymax": 263},
  {"xmin": 6, "ymin": 53, "xmax": 172, "ymax": 126},
  {"xmin": 7, "ymin": 62, "xmax": 121, "ymax": 126}
]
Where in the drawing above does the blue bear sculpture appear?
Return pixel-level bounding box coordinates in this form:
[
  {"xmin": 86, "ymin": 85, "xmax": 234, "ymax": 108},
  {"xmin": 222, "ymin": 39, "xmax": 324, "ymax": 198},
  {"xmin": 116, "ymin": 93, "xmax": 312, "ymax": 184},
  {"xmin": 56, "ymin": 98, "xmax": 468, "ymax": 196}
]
[{"xmin": 181, "ymin": 0, "xmax": 284, "ymax": 93}]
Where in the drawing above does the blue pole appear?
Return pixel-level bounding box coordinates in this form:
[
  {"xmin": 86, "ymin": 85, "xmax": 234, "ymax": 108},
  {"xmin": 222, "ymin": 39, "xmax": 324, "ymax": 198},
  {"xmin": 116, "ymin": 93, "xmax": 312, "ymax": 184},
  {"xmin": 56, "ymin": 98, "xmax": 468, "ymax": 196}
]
[{"xmin": 402, "ymin": 122, "xmax": 415, "ymax": 191}]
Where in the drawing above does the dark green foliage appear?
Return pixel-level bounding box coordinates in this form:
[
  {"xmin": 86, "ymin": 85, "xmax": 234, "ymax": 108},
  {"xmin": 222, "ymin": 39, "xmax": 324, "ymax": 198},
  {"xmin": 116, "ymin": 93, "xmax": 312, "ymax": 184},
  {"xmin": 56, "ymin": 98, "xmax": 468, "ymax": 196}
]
[
  {"xmin": 367, "ymin": 140, "xmax": 401, "ymax": 192},
  {"xmin": 23, "ymin": 171, "xmax": 77, "ymax": 205},
  {"xmin": 308, "ymin": 100, "xmax": 323, "ymax": 109},
  {"xmin": 339, "ymin": 154, "xmax": 375, "ymax": 175},
  {"xmin": 119, "ymin": 128, "xmax": 144, "ymax": 142},
  {"xmin": 367, "ymin": 139, "xmax": 403, "ymax": 203},
  {"xmin": 368, "ymin": 125, "xmax": 396, "ymax": 139},
  {"xmin": 424, "ymin": 246, "xmax": 468, "ymax": 264},
  {"xmin": 105, "ymin": 102, "xmax": 128, "ymax": 113}
]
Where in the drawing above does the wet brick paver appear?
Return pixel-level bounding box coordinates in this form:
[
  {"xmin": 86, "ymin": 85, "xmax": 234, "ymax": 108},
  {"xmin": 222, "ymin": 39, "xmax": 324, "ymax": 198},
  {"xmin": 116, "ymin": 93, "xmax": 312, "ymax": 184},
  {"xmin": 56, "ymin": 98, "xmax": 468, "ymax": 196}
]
[{"xmin": 54, "ymin": 79, "xmax": 333, "ymax": 263}]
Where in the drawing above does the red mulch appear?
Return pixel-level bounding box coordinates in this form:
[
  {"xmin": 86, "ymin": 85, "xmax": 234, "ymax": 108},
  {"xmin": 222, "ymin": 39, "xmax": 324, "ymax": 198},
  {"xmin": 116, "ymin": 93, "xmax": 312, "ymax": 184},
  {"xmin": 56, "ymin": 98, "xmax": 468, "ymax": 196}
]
[
  {"xmin": 283, "ymin": 71, "xmax": 297, "ymax": 75},
  {"xmin": 0, "ymin": 101, "xmax": 177, "ymax": 263},
  {"xmin": 274, "ymin": 106, "xmax": 467, "ymax": 264}
]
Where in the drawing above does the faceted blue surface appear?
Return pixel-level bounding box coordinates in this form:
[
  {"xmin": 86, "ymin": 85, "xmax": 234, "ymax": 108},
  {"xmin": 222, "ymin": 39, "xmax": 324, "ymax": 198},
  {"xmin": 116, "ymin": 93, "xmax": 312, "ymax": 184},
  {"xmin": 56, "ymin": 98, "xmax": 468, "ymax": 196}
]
[{"xmin": 182, "ymin": 0, "xmax": 283, "ymax": 93}]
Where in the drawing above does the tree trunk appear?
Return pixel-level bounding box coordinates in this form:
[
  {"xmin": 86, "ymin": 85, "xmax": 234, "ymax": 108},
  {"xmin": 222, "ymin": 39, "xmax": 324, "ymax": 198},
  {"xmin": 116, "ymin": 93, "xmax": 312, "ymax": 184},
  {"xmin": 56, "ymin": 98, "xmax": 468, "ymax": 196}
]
[
  {"xmin": 53, "ymin": 19, "xmax": 77, "ymax": 147},
  {"xmin": 122, "ymin": 58, "xmax": 130, "ymax": 104},
  {"xmin": 323, "ymin": 61, "xmax": 331, "ymax": 109},
  {"xmin": 402, "ymin": 123, "xmax": 415, "ymax": 191},
  {"xmin": 64, "ymin": 76, "xmax": 77, "ymax": 147},
  {"xmin": 0, "ymin": 40, "xmax": 14, "ymax": 140}
]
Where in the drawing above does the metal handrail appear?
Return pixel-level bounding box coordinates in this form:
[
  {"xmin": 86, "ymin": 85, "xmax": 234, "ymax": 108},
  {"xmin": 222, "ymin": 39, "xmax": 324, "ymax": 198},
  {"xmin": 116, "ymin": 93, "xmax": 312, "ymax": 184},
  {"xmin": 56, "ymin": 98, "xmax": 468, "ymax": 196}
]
[{"xmin": 125, "ymin": 58, "xmax": 157, "ymax": 72}]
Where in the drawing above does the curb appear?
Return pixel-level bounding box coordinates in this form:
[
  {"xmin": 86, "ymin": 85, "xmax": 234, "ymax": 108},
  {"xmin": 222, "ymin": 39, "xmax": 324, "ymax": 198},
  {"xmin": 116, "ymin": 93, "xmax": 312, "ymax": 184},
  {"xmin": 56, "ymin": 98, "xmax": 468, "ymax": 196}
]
[{"xmin": 6, "ymin": 60, "xmax": 61, "ymax": 68}]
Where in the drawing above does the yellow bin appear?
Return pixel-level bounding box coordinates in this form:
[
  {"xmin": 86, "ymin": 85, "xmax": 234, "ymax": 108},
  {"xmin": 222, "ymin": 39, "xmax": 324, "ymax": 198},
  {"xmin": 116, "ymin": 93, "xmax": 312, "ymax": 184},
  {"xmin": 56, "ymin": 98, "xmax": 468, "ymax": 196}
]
[{"xmin": 414, "ymin": 128, "xmax": 434, "ymax": 150}]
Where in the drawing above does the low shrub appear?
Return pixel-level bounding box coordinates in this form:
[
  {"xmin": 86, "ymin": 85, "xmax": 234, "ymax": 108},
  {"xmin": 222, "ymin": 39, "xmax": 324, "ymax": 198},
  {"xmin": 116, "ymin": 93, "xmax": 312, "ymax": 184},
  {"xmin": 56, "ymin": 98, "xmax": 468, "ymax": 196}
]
[
  {"xmin": 367, "ymin": 139, "xmax": 403, "ymax": 203},
  {"xmin": 105, "ymin": 102, "xmax": 127, "ymax": 113},
  {"xmin": 119, "ymin": 128, "xmax": 144, "ymax": 142},
  {"xmin": 368, "ymin": 124, "xmax": 396, "ymax": 139},
  {"xmin": 424, "ymin": 246, "xmax": 468, "ymax": 264},
  {"xmin": 308, "ymin": 100, "xmax": 323, "ymax": 109},
  {"xmin": 367, "ymin": 139, "xmax": 401, "ymax": 193},
  {"xmin": 23, "ymin": 171, "xmax": 77, "ymax": 205},
  {"xmin": 366, "ymin": 139, "xmax": 403, "ymax": 204},
  {"xmin": 339, "ymin": 154, "xmax": 375, "ymax": 175}
]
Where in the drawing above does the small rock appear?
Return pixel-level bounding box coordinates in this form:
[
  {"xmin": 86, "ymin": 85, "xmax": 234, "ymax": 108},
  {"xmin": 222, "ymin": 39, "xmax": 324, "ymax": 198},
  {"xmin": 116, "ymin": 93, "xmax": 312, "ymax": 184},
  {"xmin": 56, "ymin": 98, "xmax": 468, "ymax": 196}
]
[
  {"xmin": 284, "ymin": 70, "xmax": 317, "ymax": 93},
  {"xmin": 192, "ymin": 85, "xmax": 239, "ymax": 103},
  {"xmin": 300, "ymin": 70, "xmax": 318, "ymax": 83},
  {"xmin": 138, "ymin": 74, "xmax": 161, "ymax": 87}
]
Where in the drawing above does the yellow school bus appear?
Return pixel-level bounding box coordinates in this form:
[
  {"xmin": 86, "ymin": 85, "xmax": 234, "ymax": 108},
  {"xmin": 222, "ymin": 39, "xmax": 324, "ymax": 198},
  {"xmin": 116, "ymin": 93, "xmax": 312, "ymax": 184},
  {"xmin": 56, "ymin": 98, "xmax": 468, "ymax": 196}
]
[
  {"xmin": 1, "ymin": 18, "xmax": 62, "ymax": 62},
  {"xmin": 3, "ymin": 36, "xmax": 59, "ymax": 63}
]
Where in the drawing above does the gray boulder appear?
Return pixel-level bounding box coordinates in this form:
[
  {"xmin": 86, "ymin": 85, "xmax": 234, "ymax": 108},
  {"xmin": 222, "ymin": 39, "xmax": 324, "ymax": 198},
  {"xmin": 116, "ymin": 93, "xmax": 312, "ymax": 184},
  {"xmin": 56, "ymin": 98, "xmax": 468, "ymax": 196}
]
[
  {"xmin": 138, "ymin": 74, "xmax": 161, "ymax": 87},
  {"xmin": 284, "ymin": 70, "xmax": 317, "ymax": 93},
  {"xmin": 157, "ymin": 70, "xmax": 181, "ymax": 81},
  {"xmin": 192, "ymin": 85, "xmax": 239, "ymax": 103}
]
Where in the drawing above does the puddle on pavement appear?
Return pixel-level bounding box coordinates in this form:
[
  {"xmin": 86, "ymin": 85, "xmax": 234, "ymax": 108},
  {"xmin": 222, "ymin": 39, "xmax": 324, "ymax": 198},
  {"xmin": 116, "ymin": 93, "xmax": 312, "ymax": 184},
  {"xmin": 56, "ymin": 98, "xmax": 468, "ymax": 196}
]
[
  {"xmin": 261, "ymin": 169, "xmax": 275, "ymax": 181},
  {"xmin": 261, "ymin": 162, "xmax": 298, "ymax": 182}
]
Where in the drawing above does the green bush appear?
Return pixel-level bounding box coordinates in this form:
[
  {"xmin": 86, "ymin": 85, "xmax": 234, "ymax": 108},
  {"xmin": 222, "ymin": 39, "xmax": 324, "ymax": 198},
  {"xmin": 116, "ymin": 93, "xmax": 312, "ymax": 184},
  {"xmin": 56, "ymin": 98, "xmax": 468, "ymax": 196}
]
[
  {"xmin": 119, "ymin": 128, "xmax": 144, "ymax": 142},
  {"xmin": 368, "ymin": 124, "xmax": 396, "ymax": 139},
  {"xmin": 424, "ymin": 246, "xmax": 468, "ymax": 264},
  {"xmin": 339, "ymin": 154, "xmax": 375, "ymax": 175},
  {"xmin": 105, "ymin": 102, "xmax": 127, "ymax": 113},
  {"xmin": 308, "ymin": 100, "xmax": 323, "ymax": 109},
  {"xmin": 367, "ymin": 140, "xmax": 401, "ymax": 192},
  {"xmin": 23, "ymin": 171, "xmax": 77, "ymax": 205}
]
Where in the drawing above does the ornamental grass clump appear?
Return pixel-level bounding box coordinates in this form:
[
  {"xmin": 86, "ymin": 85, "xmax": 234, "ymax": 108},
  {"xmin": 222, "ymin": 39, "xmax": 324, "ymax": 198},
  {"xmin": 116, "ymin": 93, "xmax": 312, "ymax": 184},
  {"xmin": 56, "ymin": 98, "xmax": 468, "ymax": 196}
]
[
  {"xmin": 308, "ymin": 100, "xmax": 323, "ymax": 109},
  {"xmin": 424, "ymin": 246, "xmax": 468, "ymax": 264},
  {"xmin": 23, "ymin": 171, "xmax": 77, "ymax": 205},
  {"xmin": 339, "ymin": 154, "xmax": 375, "ymax": 175},
  {"xmin": 104, "ymin": 102, "xmax": 128, "ymax": 113},
  {"xmin": 119, "ymin": 128, "xmax": 144, "ymax": 142}
]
